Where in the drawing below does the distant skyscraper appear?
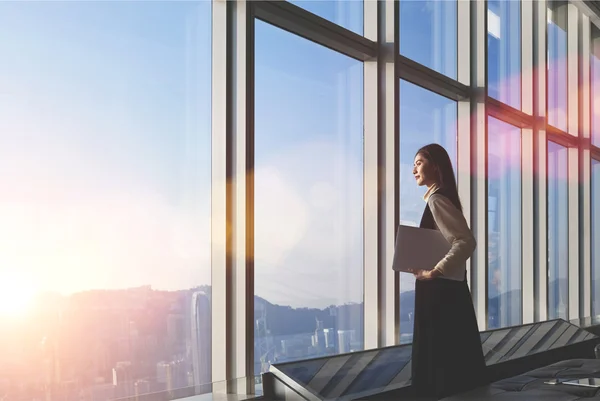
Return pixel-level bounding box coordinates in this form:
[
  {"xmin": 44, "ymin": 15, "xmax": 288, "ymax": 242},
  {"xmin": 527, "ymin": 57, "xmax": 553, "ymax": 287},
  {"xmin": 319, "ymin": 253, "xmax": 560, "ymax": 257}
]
[
  {"xmin": 134, "ymin": 379, "xmax": 150, "ymax": 398},
  {"xmin": 323, "ymin": 329, "xmax": 336, "ymax": 350},
  {"xmin": 191, "ymin": 291, "xmax": 211, "ymax": 393},
  {"xmin": 112, "ymin": 361, "xmax": 133, "ymax": 398},
  {"xmin": 337, "ymin": 330, "xmax": 356, "ymax": 354}
]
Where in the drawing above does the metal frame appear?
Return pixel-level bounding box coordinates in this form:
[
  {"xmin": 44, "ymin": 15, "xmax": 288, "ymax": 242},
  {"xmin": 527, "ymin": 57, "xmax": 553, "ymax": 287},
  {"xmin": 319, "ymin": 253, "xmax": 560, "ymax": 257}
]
[
  {"xmin": 253, "ymin": 1, "xmax": 376, "ymax": 61},
  {"xmin": 457, "ymin": 0, "xmax": 472, "ymax": 294},
  {"xmin": 207, "ymin": 0, "xmax": 600, "ymax": 393},
  {"xmin": 211, "ymin": 0, "xmax": 229, "ymax": 392},
  {"xmin": 593, "ymin": 146, "xmax": 600, "ymax": 162},
  {"xmin": 533, "ymin": 0, "xmax": 549, "ymax": 324},
  {"xmin": 521, "ymin": 0, "xmax": 535, "ymax": 325},
  {"xmin": 566, "ymin": 3, "xmax": 581, "ymax": 319},
  {"xmin": 579, "ymin": 11, "xmax": 592, "ymax": 320},
  {"xmin": 377, "ymin": 0, "xmax": 399, "ymax": 348},
  {"xmin": 471, "ymin": 0, "xmax": 488, "ymax": 328},
  {"xmin": 487, "ymin": 97, "xmax": 534, "ymax": 129},
  {"xmin": 396, "ymin": 55, "xmax": 471, "ymax": 101},
  {"xmin": 362, "ymin": 0, "xmax": 379, "ymax": 351}
]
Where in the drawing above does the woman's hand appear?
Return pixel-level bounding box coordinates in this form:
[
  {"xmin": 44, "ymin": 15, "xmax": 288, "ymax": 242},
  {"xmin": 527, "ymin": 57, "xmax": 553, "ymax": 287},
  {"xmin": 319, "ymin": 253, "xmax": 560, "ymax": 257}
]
[{"xmin": 413, "ymin": 269, "xmax": 442, "ymax": 280}]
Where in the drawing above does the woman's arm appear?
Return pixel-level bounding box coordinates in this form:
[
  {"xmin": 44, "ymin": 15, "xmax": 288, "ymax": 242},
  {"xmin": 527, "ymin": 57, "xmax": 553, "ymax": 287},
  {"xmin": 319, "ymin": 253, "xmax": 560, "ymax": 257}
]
[{"xmin": 428, "ymin": 193, "xmax": 477, "ymax": 279}]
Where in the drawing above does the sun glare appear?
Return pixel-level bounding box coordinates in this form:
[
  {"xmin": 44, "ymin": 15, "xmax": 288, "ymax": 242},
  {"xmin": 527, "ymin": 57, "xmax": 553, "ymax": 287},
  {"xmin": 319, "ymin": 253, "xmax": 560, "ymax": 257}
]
[{"xmin": 0, "ymin": 273, "xmax": 36, "ymax": 318}]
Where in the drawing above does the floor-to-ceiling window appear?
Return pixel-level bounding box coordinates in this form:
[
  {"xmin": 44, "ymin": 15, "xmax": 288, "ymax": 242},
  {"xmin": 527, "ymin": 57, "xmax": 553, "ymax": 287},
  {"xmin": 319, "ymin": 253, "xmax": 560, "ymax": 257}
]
[
  {"xmin": 547, "ymin": 1, "xmax": 568, "ymax": 132},
  {"xmin": 398, "ymin": 80, "xmax": 457, "ymax": 343},
  {"xmin": 488, "ymin": 117, "xmax": 522, "ymax": 329},
  {"xmin": 397, "ymin": 0, "xmax": 458, "ymax": 343},
  {"xmin": 399, "ymin": 0, "xmax": 457, "ymax": 79},
  {"xmin": 487, "ymin": 0, "xmax": 521, "ymax": 109},
  {"xmin": 289, "ymin": 0, "xmax": 363, "ymax": 35},
  {"xmin": 547, "ymin": 142, "xmax": 569, "ymax": 319},
  {"xmin": 254, "ymin": 20, "xmax": 364, "ymax": 374},
  {"xmin": 0, "ymin": 2, "xmax": 212, "ymax": 399}
]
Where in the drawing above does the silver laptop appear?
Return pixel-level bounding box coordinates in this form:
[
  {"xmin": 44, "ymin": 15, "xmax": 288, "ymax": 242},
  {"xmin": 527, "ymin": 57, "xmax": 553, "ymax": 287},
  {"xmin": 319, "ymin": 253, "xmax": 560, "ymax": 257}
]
[{"xmin": 392, "ymin": 224, "xmax": 451, "ymax": 273}]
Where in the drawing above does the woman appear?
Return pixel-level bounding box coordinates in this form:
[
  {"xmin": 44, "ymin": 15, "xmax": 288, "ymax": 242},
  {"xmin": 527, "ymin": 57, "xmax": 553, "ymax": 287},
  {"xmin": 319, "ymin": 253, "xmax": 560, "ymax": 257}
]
[{"xmin": 410, "ymin": 143, "xmax": 487, "ymax": 399}]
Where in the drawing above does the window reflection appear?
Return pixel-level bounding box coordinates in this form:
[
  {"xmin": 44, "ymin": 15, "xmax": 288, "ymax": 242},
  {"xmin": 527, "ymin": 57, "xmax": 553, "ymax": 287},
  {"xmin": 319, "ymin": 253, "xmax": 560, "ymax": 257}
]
[
  {"xmin": 592, "ymin": 159, "xmax": 600, "ymax": 316},
  {"xmin": 0, "ymin": 2, "xmax": 212, "ymax": 400},
  {"xmin": 254, "ymin": 21, "xmax": 364, "ymax": 374},
  {"xmin": 399, "ymin": 0, "xmax": 457, "ymax": 79},
  {"xmin": 547, "ymin": 142, "xmax": 569, "ymax": 320},
  {"xmin": 398, "ymin": 80, "xmax": 457, "ymax": 343},
  {"xmin": 487, "ymin": 0, "xmax": 521, "ymax": 109},
  {"xmin": 289, "ymin": 0, "xmax": 363, "ymax": 35},
  {"xmin": 547, "ymin": 1, "xmax": 568, "ymax": 132},
  {"xmin": 488, "ymin": 117, "xmax": 522, "ymax": 329}
]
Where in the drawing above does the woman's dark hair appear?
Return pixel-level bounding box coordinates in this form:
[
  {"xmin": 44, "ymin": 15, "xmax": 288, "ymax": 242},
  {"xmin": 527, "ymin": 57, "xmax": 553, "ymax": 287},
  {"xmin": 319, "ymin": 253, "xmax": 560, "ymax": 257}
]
[{"xmin": 416, "ymin": 143, "xmax": 463, "ymax": 212}]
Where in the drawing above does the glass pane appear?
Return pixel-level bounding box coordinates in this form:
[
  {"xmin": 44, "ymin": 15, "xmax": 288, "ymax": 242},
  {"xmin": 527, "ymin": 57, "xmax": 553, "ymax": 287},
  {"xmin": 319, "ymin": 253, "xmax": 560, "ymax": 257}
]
[
  {"xmin": 0, "ymin": 2, "xmax": 212, "ymax": 400},
  {"xmin": 547, "ymin": 1, "xmax": 568, "ymax": 132},
  {"xmin": 547, "ymin": 142, "xmax": 569, "ymax": 320},
  {"xmin": 289, "ymin": 0, "xmax": 363, "ymax": 35},
  {"xmin": 399, "ymin": 0, "xmax": 457, "ymax": 79},
  {"xmin": 398, "ymin": 80, "xmax": 457, "ymax": 343},
  {"xmin": 592, "ymin": 26, "xmax": 600, "ymax": 147},
  {"xmin": 593, "ymin": 159, "xmax": 600, "ymax": 316},
  {"xmin": 488, "ymin": 117, "xmax": 522, "ymax": 329},
  {"xmin": 254, "ymin": 21, "xmax": 364, "ymax": 374},
  {"xmin": 487, "ymin": 0, "xmax": 521, "ymax": 109}
]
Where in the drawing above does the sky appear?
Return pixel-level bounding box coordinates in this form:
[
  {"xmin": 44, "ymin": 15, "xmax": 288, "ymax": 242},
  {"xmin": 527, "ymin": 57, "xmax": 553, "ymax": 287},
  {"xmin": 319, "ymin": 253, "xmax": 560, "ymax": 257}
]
[{"xmin": 0, "ymin": 0, "xmax": 593, "ymax": 314}]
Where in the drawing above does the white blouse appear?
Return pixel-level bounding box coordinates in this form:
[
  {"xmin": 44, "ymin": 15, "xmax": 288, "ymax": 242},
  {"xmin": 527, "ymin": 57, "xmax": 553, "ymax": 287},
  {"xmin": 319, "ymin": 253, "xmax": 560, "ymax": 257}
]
[{"xmin": 423, "ymin": 186, "xmax": 477, "ymax": 281}]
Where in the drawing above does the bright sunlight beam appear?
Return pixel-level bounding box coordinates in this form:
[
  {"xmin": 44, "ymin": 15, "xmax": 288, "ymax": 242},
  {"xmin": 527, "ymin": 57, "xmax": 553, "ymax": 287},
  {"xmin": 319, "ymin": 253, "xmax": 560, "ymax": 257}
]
[{"xmin": 0, "ymin": 272, "xmax": 36, "ymax": 317}]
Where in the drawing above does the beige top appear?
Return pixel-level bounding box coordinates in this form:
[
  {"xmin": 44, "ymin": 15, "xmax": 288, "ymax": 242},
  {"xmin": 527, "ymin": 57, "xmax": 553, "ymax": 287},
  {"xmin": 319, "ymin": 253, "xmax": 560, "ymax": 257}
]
[{"xmin": 423, "ymin": 185, "xmax": 477, "ymax": 281}]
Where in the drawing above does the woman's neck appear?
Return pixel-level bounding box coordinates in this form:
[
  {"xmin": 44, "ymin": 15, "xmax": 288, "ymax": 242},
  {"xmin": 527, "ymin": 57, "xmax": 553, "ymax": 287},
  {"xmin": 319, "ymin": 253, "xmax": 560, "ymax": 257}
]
[{"xmin": 423, "ymin": 182, "xmax": 441, "ymax": 202}]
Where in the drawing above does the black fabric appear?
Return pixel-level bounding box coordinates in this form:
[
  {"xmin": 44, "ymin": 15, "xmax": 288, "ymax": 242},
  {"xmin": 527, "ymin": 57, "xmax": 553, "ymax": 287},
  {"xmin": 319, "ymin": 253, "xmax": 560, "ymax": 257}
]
[{"xmin": 411, "ymin": 188, "xmax": 488, "ymax": 399}]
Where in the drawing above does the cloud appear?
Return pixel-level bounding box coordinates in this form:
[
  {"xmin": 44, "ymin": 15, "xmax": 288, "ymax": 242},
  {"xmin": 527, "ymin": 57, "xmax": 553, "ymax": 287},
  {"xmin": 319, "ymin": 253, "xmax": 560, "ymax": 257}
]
[
  {"xmin": 254, "ymin": 139, "xmax": 364, "ymax": 308},
  {"xmin": 0, "ymin": 188, "xmax": 211, "ymax": 296}
]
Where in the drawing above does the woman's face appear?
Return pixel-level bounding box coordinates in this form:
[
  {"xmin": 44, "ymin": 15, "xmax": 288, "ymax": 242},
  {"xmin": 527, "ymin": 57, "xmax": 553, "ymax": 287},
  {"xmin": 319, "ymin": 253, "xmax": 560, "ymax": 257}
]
[{"xmin": 413, "ymin": 153, "xmax": 438, "ymax": 187}]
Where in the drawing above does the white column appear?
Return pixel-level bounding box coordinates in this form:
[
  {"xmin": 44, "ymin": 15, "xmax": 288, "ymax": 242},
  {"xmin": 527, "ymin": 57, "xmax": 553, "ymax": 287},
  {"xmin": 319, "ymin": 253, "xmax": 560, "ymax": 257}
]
[
  {"xmin": 521, "ymin": 0, "xmax": 535, "ymax": 325},
  {"xmin": 363, "ymin": 0, "xmax": 380, "ymax": 350},
  {"xmin": 580, "ymin": 13, "xmax": 592, "ymax": 318},
  {"xmin": 470, "ymin": 0, "xmax": 487, "ymax": 329},
  {"xmin": 211, "ymin": 0, "xmax": 229, "ymax": 392},
  {"xmin": 457, "ymin": 0, "xmax": 471, "ymax": 287},
  {"xmin": 379, "ymin": 0, "xmax": 399, "ymax": 347},
  {"xmin": 567, "ymin": 3, "xmax": 580, "ymax": 319},
  {"xmin": 533, "ymin": 0, "xmax": 548, "ymax": 323}
]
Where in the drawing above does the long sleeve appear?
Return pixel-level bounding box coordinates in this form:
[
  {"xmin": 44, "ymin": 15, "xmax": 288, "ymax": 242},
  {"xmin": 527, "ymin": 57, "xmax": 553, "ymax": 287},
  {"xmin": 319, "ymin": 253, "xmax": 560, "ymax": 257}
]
[{"xmin": 428, "ymin": 193, "xmax": 477, "ymax": 281}]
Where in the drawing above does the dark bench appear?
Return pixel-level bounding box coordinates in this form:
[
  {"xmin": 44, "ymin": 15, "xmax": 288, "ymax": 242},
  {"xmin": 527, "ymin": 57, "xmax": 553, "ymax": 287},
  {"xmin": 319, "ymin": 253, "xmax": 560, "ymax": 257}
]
[{"xmin": 443, "ymin": 359, "xmax": 600, "ymax": 400}]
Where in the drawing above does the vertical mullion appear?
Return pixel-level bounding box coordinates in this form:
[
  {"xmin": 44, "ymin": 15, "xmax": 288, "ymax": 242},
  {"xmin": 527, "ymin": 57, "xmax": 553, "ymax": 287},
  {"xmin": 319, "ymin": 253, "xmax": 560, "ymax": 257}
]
[
  {"xmin": 533, "ymin": 0, "xmax": 548, "ymax": 322},
  {"xmin": 212, "ymin": 0, "xmax": 229, "ymax": 392},
  {"xmin": 212, "ymin": 0, "xmax": 252, "ymax": 393},
  {"xmin": 379, "ymin": 0, "xmax": 399, "ymax": 347},
  {"xmin": 580, "ymin": 13, "xmax": 592, "ymax": 319},
  {"xmin": 363, "ymin": 0, "xmax": 379, "ymax": 350},
  {"xmin": 567, "ymin": 4, "xmax": 580, "ymax": 319},
  {"xmin": 471, "ymin": 0, "xmax": 487, "ymax": 329},
  {"xmin": 522, "ymin": 0, "xmax": 535, "ymax": 325},
  {"xmin": 457, "ymin": 0, "xmax": 471, "ymax": 288}
]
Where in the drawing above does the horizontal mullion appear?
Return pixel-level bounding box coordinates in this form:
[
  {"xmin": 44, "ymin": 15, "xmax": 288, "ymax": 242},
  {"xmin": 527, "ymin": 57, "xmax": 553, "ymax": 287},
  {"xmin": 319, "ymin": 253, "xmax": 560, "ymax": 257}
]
[
  {"xmin": 397, "ymin": 54, "xmax": 470, "ymax": 101},
  {"xmin": 547, "ymin": 125, "xmax": 579, "ymax": 148},
  {"xmin": 583, "ymin": 0, "xmax": 600, "ymax": 19},
  {"xmin": 592, "ymin": 145, "xmax": 600, "ymax": 161},
  {"xmin": 486, "ymin": 97, "xmax": 535, "ymax": 129},
  {"xmin": 252, "ymin": 1, "xmax": 376, "ymax": 61}
]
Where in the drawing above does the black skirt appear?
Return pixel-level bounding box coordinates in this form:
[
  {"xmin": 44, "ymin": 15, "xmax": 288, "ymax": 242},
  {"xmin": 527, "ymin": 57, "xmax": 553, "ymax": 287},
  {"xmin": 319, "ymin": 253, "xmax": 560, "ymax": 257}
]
[{"xmin": 411, "ymin": 276, "xmax": 488, "ymax": 399}]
